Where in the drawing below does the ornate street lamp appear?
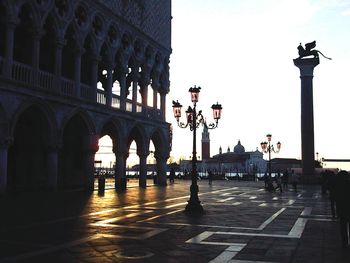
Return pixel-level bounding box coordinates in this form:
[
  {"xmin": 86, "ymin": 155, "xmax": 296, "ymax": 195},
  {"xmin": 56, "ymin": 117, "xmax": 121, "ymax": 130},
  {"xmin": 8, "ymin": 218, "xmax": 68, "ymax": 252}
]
[
  {"xmin": 172, "ymin": 85, "xmax": 222, "ymax": 214},
  {"xmin": 260, "ymin": 134, "xmax": 281, "ymax": 178}
]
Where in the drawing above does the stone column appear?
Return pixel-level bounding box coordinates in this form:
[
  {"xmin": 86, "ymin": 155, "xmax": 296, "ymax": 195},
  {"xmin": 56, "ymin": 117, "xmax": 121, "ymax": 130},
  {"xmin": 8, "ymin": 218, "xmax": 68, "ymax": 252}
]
[
  {"xmin": 114, "ymin": 148, "xmax": 127, "ymax": 190},
  {"xmin": 0, "ymin": 139, "xmax": 11, "ymax": 195},
  {"xmin": 294, "ymin": 57, "xmax": 319, "ymax": 181},
  {"xmin": 74, "ymin": 47, "xmax": 85, "ymax": 98},
  {"xmin": 105, "ymin": 64, "xmax": 113, "ymax": 107},
  {"xmin": 90, "ymin": 54, "xmax": 100, "ymax": 102},
  {"xmin": 83, "ymin": 135, "xmax": 99, "ymax": 191},
  {"xmin": 160, "ymin": 93, "xmax": 166, "ymax": 120},
  {"xmin": 3, "ymin": 20, "xmax": 17, "ymax": 78},
  {"xmin": 153, "ymin": 88, "xmax": 158, "ymax": 109},
  {"xmin": 131, "ymin": 69, "xmax": 139, "ymax": 113},
  {"xmin": 31, "ymin": 30, "xmax": 44, "ymax": 87},
  {"xmin": 138, "ymin": 152, "xmax": 148, "ymax": 188},
  {"xmin": 54, "ymin": 39, "xmax": 65, "ymax": 93},
  {"xmin": 155, "ymin": 154, "xmax": 168, "ymax": 186},
  {"xmin": 119, "ymin": 70, "xmax": 127, "ymax": 111},
  {"xmin": 140, "ymin": 85, "xmax": 148, "ymax": 106}
]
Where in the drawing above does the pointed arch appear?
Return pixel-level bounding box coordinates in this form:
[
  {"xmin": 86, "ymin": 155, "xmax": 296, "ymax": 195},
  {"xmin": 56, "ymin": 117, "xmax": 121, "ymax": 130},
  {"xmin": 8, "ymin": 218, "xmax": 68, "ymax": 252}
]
[
  {"xmin": 9, "ymin": 98, "xmax": 57, "ymax": 139},
  {"xmin": 13, "ymin": 2, "xmax": 41, "ymax": 65},
  {"xmin": 127, "ymin": 124, "xmax": 147, "ymax": 156},
  {"xmin": 17, "ymin": 1, "xmax": 42, "ymax": 30},
  {"xmin": 61, "ymin": 108, "xmax": 96, "ymax": 136},
  {"xmin": 149, "ymin": 127, "xmax": 169, "ymax": 157},
  {"xmin": 59, "ymin": 109, "xmax": 96, "ymax": 189},
  {"xmin": 7, "ymin": 101, "xmax": 55, "ymax": 191},
  {"xmin": 40, "ymin": 13, "xmax": 59, "ymax": 73},
  {"xmin": 100, "ymin": 117, "xmax": 126, "ymax": 149}
]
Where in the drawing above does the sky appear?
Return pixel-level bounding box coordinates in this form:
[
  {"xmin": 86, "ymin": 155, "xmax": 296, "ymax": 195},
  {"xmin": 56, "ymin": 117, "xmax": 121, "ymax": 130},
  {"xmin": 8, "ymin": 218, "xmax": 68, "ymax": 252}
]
[{"xmin": 166, "ymin": 0, "xmax": 350, "ymax": 170}]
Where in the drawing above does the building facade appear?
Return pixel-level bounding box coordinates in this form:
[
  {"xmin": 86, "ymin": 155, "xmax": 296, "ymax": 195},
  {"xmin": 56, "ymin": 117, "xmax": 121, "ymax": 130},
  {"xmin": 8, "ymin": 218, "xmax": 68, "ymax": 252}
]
[
  {"xmin": 180, "ymin": 138, "xmax": 267, "ymax": 177},
  {"xmin": 203, "ymin": 140, "xmax": 266, "ymax": 175},
  {"xmin": 0, "ymin": 0, "xmax": 172, "ymax": 193}
]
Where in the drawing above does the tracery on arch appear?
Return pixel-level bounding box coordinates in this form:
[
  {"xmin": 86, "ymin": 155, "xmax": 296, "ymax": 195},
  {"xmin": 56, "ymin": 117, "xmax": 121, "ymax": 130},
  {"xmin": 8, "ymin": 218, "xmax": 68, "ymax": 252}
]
[
  {"xmin": 74, "ymin": 5, "xmax": 87, "ymax": 28},
  {"xmin": 55, "ymin": 0, "xmax": 69, "ymax": 18}
]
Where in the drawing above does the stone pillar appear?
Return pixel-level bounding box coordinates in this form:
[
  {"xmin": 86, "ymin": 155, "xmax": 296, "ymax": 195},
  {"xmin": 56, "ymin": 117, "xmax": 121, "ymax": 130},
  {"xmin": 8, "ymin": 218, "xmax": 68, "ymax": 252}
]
[
  {"xmin": 90, "ymin": 54, "xmax": 100, "ymax": 103},
  {"xmin": 47, "ymin": 144, "xmax": 60, "ymax": 191},
  {"xmin": 0, "ymin": 139, "xmax": 11, "ymax": 195},
  {"xmin": 114, "ymin": 149, "xmax": 127, "ymax": 190},
  {"xmin": 155, "ymin": 154, "xmax": 168, "ymax": 186},
  {"xmin": 153, "ymin": 88, "xmax": 158, "ymax": 109},
  {"xmin": 140, "ymin": 85, "xmax": 148, "ymax": 107},
  {"xmin": 294, "ymin": 57, "xmax": 319, "ymax": 181},
  {"xmin": 160, "ymin": 93, "xmax": 166, "ymax": 120},
  {"xmin": 3, "ymin": 20, "xmax": 17, "ymax": 78},
  {"xmin": 31, "ymin": 30, "xmax": 43, "ymax": 86},
  {"xmin": 83, "ymin": 135, "xmax": 99, "ymax": 191},
  {"xmin": 54, "ymin": 39, "xmax": 65, "ymax": 93},
  {"xmin": 74, "ymin": 47, "xmax": 85, "ymax": 98},
  {"xmin": 119, "ymin": 71, "xmax": 127, "ymax": 111},
  {"xmin": 105, "ymin": 65, "xmax": 113, "ymax": 107},
  {"xmin": 131, "ymin": 69, "xmax": 139, "ymax": 113},
  {"xmin": 138, "ymin": 152, "xmax": 148, "ymax": 188}
]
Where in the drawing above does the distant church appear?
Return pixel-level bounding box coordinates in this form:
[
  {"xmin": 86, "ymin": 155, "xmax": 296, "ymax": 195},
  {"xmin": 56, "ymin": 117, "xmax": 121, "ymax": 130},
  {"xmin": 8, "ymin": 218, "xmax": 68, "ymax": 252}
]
[{"xmin": 180, "ymin": 125, "xmax": 267, "ymax": 175}]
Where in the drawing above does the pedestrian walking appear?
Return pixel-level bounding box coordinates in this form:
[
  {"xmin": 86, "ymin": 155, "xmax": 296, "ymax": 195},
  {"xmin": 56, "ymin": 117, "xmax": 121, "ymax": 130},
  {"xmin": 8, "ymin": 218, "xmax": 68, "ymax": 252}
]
[
  {"xmin": 169, "ymin": 168, "xmax": 175, "ymax": 183},
  {"xmin": 327, "ymin": 171, "xmax": 337, "ymax": 218},
  {"xmin": 263, "ymin": 173, "xmax": 268, "ymax": 189},
  {"xmin": 208, "ymin": 170, "xmax": 213, "ymax": 185},
  {"xmin": 334, "ymin": 170, "xmax": 350, "ymax": 248},
  {"xmin": 291, "ymin": 170, "xmax": 298, "ymax": 192},
  {"xmin": 266, "ymin": 176, "xmax": 275, "ymax": 192},
  {"xmin": 282, "ymin": 170, "xmax": 289, "ymax": 189},
  {"xmin": 275, "ymin": 173, "xmax": 282, "ymax": 193}
]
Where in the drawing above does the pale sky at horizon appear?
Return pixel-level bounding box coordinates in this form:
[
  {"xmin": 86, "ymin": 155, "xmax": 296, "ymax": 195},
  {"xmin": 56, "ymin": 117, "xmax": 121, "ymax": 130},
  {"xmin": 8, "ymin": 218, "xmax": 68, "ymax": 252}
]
[{"xmin": 167, "ymin": 0, "xmax": 350, "ymax": 170}]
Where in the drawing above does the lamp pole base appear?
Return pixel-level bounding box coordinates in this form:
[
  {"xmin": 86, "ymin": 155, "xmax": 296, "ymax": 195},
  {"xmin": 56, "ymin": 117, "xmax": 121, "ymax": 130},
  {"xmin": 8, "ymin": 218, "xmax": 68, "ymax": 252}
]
[
  {"xmin": 185, "ymin": 200, "xmax": 204, "ymax": 214},
  {"xmin": 185, "ymin": 183, "xmax": 204, "ymax": 214}
]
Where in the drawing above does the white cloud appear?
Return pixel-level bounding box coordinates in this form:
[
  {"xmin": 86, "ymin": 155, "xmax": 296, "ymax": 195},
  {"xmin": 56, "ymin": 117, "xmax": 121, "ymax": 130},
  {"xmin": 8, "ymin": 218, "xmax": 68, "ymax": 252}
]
[{"xmin": 341, "ymin": 9, "xmax": 350, "ymax": 16}]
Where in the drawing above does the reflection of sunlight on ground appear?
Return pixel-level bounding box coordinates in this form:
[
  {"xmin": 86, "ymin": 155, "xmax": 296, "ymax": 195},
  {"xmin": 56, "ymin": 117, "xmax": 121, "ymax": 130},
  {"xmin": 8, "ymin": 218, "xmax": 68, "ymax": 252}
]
[{"xmin": 94, "ymin": 178, "xmax": 154, "ymax": 190}]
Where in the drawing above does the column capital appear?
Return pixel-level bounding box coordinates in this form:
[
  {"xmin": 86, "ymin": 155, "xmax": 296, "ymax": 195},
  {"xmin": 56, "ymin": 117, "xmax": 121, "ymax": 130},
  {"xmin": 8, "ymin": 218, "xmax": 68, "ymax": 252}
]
[
  {"xmin": 6, "ymin": 17, "xmax": 19, "ymax": 28},
  {"xmin": 75, "ymin": 46, "xmax": 86, "ymax": 56},
  {"xmin": 54, "ymin": 38, "xmax": 66, "ymax": 49},
  {"xmin": 90, "ymin": 53, "xmax": 101, "ymax": 63},
  {"xmin": 32, "ymin": 29, "xmax": 45, "ymax": 40},
  {"xmin": 0, "ymin": 137, "xmax": 13, "ymax": 148},
  {"xmin": 154, "ymin": 152, "xmax": 169, "ymax": 162},
  {"xmin": 293, "ymin": 57, "xmax": 319, "ymax": 77}
]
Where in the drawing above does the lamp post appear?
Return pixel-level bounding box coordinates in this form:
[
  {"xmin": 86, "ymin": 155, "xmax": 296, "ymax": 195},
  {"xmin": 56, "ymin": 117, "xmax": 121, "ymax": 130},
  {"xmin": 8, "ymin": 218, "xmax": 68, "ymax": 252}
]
[
  {"xmin": 172, "ymin": 85, "xmax": 222, "ymax": 213},
  {"xmin": 260, "ymin": 134, "xmax": 281, "ymax": 178}
]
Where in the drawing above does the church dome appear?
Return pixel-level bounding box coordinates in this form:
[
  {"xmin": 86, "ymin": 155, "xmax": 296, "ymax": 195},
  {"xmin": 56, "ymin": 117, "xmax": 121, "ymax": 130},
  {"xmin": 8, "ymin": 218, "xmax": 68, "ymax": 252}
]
[{"xmin": 234, "ymin": 140, "xmax": 245, "ymax": 153}]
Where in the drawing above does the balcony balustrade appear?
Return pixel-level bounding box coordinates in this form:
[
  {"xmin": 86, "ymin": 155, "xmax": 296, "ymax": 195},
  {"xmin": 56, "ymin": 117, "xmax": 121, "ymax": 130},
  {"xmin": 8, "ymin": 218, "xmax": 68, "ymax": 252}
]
[{"xmin": 1, "ymin": 57, "xmax": 164, "ymax": 121}]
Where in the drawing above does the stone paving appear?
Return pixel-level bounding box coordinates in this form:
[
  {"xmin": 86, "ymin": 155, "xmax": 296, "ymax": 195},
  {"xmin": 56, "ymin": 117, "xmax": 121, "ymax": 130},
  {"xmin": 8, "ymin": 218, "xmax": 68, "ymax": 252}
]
[{"xmin": 0, "ymin": 180, "xmax": 349, "ymax": 263}]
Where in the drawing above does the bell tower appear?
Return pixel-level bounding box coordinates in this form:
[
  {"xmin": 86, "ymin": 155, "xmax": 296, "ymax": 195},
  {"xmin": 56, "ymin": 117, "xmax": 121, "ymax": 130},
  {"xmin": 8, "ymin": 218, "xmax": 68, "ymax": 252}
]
[{"xmin": 201, "ymin": 123, "xmax": 210, "ymax": 160}]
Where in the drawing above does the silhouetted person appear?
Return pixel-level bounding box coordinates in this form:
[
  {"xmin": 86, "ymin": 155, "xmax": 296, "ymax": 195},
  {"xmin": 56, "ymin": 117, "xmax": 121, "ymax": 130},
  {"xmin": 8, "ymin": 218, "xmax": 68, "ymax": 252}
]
[
  {"xmin": 169, "ymin": 168, "xmax": 175, "ymax": 183},
  {"xmin": 291, "ymin": 170, "xmax": 298, "ymax": 192},
  {"xmin": 208, "ymin": 170, "xmax": 213, "ymax": 185},
  {"xmin": 282, "ymin": 170, "xmax": 289, "ymax": 189},
  {"xmin": 263, "ymin": 173, "xmax": 268, "ymax": 189},
  {"xmin": 266, "ymin": 176, "xmax": 275, "ymax": 193},
  {"xmin": 275, "ymin": 173, "xmax": 282, "ymax": 193},
  {"xmin": 320, "ymin": 170, "xmax": 330, "ymax": 194},
  {"xmin": 327, "ymin": 171, "xmax": 337, "ymax": 218},
  {"xmin": 334, "ymin": 170, "xmax": 350, "ymax": 248}
]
